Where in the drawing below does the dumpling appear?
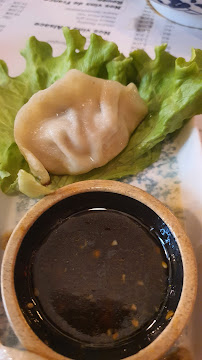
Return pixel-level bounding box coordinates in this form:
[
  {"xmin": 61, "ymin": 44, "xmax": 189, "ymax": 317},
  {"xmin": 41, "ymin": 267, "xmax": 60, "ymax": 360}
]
[{"xmin": 14, "ymin": 69, "xmax": 148, "ymax": 184}]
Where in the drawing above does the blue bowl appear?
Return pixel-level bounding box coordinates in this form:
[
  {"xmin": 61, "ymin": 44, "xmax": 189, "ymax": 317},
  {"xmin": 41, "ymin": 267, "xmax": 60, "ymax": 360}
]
[{"xmin": 150, "ymin": 0, "xmax": 202, "ymax": 28}]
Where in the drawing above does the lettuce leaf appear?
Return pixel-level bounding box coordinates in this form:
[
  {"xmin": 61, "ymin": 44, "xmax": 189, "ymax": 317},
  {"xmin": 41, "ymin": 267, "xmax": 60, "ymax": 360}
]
[
  {"xmin": 18, "ymin": 170, "xmax": 53, "ymax": 198},
  {"xmin": 0, "ymin": 28, "xmax": 201, "ymax": 197},
  {"xmin": 129, "ymin": 45, "xmax": 202, "ymax": 153},
  {"xmin": 0, "ymin": 143, "xmax": 29, "ymax": 194}
]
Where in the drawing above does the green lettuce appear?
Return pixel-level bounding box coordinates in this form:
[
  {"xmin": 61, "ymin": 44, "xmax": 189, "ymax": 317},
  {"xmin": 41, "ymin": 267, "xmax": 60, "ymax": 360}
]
[{"xmin": 0, "ymin": 28, "xmax": 201, "ymax": 197}]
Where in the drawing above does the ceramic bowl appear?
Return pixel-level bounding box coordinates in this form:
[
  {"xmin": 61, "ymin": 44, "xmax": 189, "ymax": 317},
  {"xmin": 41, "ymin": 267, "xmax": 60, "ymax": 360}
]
[
  {"xmin": 1, "ymin": 180, "xmax": 197, "ymax": 360},
  {"xmin": 149, "ymin": 0, "xmax": 202, "ymax": 28}
]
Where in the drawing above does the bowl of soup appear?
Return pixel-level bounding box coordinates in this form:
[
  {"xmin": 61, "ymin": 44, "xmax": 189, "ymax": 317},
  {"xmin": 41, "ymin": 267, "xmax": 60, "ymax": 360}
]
[{"xmin": 1, "ymin": 180, "xmax": 197, "ymax": 360}]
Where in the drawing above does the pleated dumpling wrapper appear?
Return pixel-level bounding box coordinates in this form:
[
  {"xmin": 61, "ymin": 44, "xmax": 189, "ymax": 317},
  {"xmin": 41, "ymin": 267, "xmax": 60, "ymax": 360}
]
[{"xmin": 14, "ymin": 69, "xmax": 148, "ymax": 185}]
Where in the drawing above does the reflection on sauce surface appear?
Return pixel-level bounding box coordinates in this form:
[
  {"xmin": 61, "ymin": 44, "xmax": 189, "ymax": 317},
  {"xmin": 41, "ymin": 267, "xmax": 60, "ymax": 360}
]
[{"xmin": 32, "ymin": 209, "xmax": 168, "ymax": 344}]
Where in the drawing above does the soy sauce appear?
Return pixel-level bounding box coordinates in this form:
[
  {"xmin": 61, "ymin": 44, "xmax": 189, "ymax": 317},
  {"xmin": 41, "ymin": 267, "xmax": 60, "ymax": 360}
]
[
  {"xmin": 14, "ymin": 191, "xmax": 183, "ymax": 360},
  {"xmin": 31, "ymin": 209, "xmax": 168, "ymax": 344}
]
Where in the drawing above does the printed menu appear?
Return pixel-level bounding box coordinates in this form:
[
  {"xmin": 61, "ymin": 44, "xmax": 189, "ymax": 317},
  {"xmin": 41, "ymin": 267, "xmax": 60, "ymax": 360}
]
[{"xmin": 0, "ymin": 1, "xmax": 201, "ymax": 65}]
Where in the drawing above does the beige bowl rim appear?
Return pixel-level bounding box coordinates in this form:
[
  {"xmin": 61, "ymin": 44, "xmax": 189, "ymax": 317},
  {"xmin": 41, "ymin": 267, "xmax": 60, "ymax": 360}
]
[{"xmin": 1, "ymin": 180, "xmax": 198, "ymax": 360}]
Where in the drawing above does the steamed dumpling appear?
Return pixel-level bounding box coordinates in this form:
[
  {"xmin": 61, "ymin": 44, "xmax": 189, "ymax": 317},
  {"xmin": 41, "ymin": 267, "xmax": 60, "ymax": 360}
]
[{"xmin": 14, "ymin": 69, "xmax": 148, "ymax": 184}]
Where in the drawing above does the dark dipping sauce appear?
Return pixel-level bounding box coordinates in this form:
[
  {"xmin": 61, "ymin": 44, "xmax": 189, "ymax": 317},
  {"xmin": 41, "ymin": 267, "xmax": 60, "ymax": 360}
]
[
  {"xmin": 14, "ymin": 192, "xmax": 183, "ymax": 360},
  {"xmin": 32, "ymin": 210, "xmax": 167, "ymax": 343}
]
